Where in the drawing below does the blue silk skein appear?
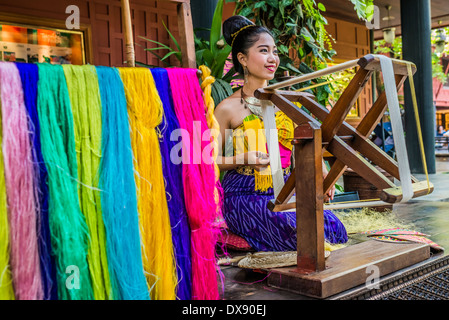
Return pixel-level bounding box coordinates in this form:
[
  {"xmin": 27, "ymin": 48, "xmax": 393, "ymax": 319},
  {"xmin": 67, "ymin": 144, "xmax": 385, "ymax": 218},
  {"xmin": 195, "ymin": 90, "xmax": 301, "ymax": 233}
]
[
  {"xmin": 151, "ymin": 68, "xmax": 192, "ymax": 300},
  {"xmin": 96, "ymin": 66, "xmax": 150, "ymax": 300}
]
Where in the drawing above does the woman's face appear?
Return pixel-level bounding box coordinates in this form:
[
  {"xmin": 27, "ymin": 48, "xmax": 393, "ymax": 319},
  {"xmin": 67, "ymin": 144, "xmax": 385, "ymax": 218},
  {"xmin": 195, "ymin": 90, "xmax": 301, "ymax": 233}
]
[{"xmin": 239, "ymin": 32, "xmax": 280, "ymax": 82}]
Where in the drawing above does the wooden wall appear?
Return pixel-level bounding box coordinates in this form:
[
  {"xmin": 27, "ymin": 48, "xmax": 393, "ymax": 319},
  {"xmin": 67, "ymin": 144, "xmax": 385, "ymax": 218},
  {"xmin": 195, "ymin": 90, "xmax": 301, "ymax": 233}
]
[{"xmin": 0, "ymin": 0, "xmax": 182, "ymax": 67}]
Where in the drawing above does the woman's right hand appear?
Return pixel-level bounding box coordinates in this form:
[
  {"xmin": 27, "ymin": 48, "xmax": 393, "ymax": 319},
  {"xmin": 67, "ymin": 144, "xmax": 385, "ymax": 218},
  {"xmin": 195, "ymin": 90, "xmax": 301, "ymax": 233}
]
[{"xmin": 245, "ymin": 151, "xmax": 270, "ymax": 171}]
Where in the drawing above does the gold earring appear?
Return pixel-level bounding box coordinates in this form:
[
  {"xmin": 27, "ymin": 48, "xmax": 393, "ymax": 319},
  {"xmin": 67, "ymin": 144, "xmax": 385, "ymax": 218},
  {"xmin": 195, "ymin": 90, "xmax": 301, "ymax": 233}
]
[{"xmin": 243, "ymin": 66, "xmax": 249, "ymax": 84}]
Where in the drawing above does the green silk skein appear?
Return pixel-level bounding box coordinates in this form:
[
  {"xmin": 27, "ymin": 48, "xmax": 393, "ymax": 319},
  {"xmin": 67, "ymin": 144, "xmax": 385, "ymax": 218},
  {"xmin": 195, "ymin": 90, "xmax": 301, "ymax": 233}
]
[
  {"xmin": 37, "ymin": 63, "xmax": 93, "ymax": 300},
  {"xmin": 62, "ymin": 65, "xmax": 114, "ymax": 300}
]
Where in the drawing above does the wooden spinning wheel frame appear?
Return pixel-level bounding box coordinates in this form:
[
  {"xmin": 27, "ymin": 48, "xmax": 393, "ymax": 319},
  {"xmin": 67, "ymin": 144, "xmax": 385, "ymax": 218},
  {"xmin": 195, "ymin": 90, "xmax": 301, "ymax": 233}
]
[{"xmin": 254, "ymin": 54, "xmax": 433, "ymax": 280}]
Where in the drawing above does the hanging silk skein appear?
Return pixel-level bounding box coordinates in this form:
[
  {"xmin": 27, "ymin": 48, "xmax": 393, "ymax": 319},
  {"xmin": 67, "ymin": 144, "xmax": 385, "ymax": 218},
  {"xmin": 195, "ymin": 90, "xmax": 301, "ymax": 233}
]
[
  {"xmin": 151, "ymin": 68, "xmax": 192, "ymax": 300},
  {"xmin": 62, "ymin": 65, "xmax": 113, "ymax": 300},
  {"xmin": 37, "ymin": 63, "xmax": 93, "ymax": 300},
  {"xmin": 167, "ymin": 68, "xmax": 221, "ymax": 300},
  {"xmin": 15, "ymin": 62, "xmax": 58, "ymax": 300},
  {"xmin": 118, "ymin": 67, "xmax": 177, "ymax": 300},
  {"xmin": 0, "ymin": 62, "xmax": 43, "ymax": 300},
  {"xmin": 0, "ymin": 72, "xmax": 14, "ymax": 301}
]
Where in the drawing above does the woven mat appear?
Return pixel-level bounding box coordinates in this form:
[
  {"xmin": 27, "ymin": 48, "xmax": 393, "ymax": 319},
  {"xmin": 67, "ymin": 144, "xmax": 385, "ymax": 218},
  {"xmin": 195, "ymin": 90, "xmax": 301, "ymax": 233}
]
[
  {"xmin": 362, "ymin": 228, "xmax": 444, "ymax": 254},
  {"xmin": 339, "ymin": 254, "xmax": 449, "ymax": 300}
]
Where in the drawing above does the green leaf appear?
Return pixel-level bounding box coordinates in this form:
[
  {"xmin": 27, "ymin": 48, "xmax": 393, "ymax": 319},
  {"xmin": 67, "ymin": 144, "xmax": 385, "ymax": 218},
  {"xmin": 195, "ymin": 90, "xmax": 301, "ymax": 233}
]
[
  {"xmin": 211, "ymin": 47, "xmax": 232, "ymax": 78},
  {"xmin": 255, "ymin": 1, "xmax": 266, "ymax": 9},
  {"xmin": 239, "ymin": 7, "xmax": 252, "ymax": 16},
  {"xmin": 279, "ymin": 3, "xmax": 285, "ymax": 17},
  {"xmin": 301, "ymin": 27, "xmax": 315, "ymax": 43},
  {"xmin": 196, "ymin": 49, "xmax": 205, "ymax": 66},
  {"xmin": 278, "ymin": 44, "xmax": 289, "ymax": 55},
  {"xmin": 317, "ymin": 2, "xmax": 326, "ymax": 11},
  {"xmin": 266, "ymin": 0, "xmax": 279, "ymax": 9},
  {"xmin": 211, "ymin": 79, "xmax": 233, "ymax": 107},
  {"xmin": 274, "ymin": 11, "xmax": 283, "ymax": 28},
  {"xmin": 317, "ymin": 86, "xmax": 329, "ymax": 102},
  {"xmin": 160, "ymin": 51, "xmax": 177, "ymax": 61},
  {"xmin": 296, "ymin": 4, "xmax": 303, "ymax": 19},
  {"xmin": 285, "ymin": 62, "xmax": 302, "ymax": 74},
  {"xmin": 138, "ymin": 36, "xmax": 172, "ymax": 51},
  {"xmin": 202, "ymin": 49, "xmax": 214, "ymax": 66},
  {"xmin": 162, "ymin": 20, "xmax": 180, "ymax": 51},
  {"xmin": 147, "ymin": 51, "xmax": 171, "ymax": 67},
  {"xmin": 144, "ymin": 46, "xmax": 169, "ymax": 52}
]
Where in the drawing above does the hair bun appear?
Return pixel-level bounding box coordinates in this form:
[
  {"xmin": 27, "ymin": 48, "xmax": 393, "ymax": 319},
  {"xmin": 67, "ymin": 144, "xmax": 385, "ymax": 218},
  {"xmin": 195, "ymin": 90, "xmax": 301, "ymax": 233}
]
[{"xmin": 222, "ymin": 15, "xmax": 255, "ymax": 46}]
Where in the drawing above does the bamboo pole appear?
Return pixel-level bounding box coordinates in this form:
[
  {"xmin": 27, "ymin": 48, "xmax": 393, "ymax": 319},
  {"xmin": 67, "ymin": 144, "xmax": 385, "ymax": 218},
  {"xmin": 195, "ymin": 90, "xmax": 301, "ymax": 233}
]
[
  {"xmin": 122, "ymin": 0, "xmax": 135, "ymax": 67},
  {"xmin": 265, "ymin": 59, "xmax": 359, "ymax": 90}
]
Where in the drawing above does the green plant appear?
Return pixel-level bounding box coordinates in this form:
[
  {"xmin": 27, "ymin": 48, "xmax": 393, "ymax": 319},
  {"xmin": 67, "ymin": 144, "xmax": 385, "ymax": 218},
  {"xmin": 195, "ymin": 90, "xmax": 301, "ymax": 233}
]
[
  {"xmin": 228, "ymin": 0, "xmax": 374, "ymax": 107},
  {"xmin": 194, "ymin": 0, "xmax": 234, "ymax": 106},
  {"xmin": 374, "ymin": 31, "xmax": 447, "ymax": 84},
  {"xmin": 137, "ymin": 0, "xmax": 235, "ymax": 106},
  {"xmin": 138, "ymin": 20, "xmax": 182, "ymax": 67}
]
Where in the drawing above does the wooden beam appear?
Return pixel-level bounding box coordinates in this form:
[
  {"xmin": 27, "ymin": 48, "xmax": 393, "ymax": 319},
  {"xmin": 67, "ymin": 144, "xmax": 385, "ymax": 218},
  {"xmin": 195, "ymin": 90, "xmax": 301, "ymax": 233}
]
[
  {"xmin": 327, "ymin": 136, "xmax": 396, "ymax": 190},
  {"xmin": 266, "ymin": 240, "xmax": 430, "ymax": 299},
  {"xmin": 356, "ymin": 74, "xmax": 407, "ymax": 136},
  {"xmin": 176, "ymin": 1, "xmax": 196, "ymax": 68},
  {"xmin": 293, "ymin": 122, "xmax": 325, "ymax": 273},
  {"xmin": 273, "ymin": 92, "xmax": 419, "ymax": 184},
  {"xmin": 320, "ymin": 68, "xmax": 373, "ymax": 142}
]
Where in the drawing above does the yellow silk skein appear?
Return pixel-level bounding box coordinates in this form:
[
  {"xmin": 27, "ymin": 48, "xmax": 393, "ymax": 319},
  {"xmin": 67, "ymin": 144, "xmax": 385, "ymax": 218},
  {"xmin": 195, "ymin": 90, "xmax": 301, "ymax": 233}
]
[{"xmin": 118, "ymin": 67, "xmax": 177, "ymax": 300}]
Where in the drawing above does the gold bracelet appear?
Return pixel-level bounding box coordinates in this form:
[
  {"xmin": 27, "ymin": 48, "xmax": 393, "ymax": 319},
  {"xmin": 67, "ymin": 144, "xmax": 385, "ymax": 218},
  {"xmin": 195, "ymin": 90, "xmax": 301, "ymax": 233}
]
[{"xmin": 235, "ymin": 165, "xmax": 291, "ymax": 176}]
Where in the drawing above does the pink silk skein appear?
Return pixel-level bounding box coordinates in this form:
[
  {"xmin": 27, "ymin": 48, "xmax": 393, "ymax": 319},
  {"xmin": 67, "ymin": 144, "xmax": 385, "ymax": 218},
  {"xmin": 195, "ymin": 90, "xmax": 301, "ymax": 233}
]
[
  {"xmin": 0, "ymin": 62, "xmax": 43, "ymax": 300},
  {"xmin": 167, "ymin": 68, "xmax": 221, "ymax": 300}
]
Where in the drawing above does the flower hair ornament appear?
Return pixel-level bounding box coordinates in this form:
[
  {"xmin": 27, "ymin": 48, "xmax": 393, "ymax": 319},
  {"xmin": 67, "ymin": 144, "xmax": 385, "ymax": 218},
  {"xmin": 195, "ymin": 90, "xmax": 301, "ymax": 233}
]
[{"xmin": 231, "ymin": 24, "xmax": 256, "ymax": 47}]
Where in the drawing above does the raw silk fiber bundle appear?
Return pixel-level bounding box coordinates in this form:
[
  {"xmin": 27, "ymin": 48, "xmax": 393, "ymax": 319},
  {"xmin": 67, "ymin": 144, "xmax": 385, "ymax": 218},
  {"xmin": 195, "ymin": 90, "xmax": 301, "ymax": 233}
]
[
  {"xmin": 96, "ymin": 66, "xmax": 149, "ymax": 300},
  {"xmin": 62, "ymin": 65, "xmax": 113, "ymax": 300},
  {"xmin": 151, "ymin": 68, "xmax": 192, "ymax": 300},
  {"xmin": 199, "ymin": 65, "xmax": 220, "ymax": 183},
  {"xmin": 37, "ymin": 63, "xmax": 93, "ymax": 300},
  {"xmin": 0, "ymin": 62, "xmax": 43, "ymax": 300},
  {"xmin": 118, "ymin": 67, "xmax": 177, "ymax": 300},
  {"xmin": 0, "ymin": 87, "xmax": 15, "ymax": 300},
  {"xmin": 167, "ymin": 68, "xmax": 221, "ymax": 300},
  {"xmin": 15, "ymin": 62, "xmax": 58, "ymax": 300}
]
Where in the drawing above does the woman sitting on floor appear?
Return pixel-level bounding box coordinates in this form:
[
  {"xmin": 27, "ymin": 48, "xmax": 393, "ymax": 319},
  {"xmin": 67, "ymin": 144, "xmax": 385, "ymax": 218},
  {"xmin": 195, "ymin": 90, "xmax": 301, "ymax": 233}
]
[{"xmin": 214, "ymin": 15, "xmax": 348, "ymax": 252}]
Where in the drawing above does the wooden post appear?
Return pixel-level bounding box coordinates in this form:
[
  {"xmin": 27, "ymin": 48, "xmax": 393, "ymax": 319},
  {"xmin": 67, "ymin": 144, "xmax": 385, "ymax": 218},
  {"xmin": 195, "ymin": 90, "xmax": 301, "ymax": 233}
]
[
  {"xmin": 176, "ymin": 1, "xmax": 196, "ymax": 68},
  {"xmin": 400, "ymin": 0, "xmax": 436, "ymax": 174},
  {"xmin": 293, "ymin": 122, "xmax": 325, "ymax": 273},
  {"xmin": 121, "ymin": 0, "xmax": 135, "ymax": 67}
]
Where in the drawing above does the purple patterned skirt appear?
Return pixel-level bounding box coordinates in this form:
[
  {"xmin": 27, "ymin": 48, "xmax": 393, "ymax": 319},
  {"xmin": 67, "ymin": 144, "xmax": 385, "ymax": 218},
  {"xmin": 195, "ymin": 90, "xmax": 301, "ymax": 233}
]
[{"xmin": 222, "ymin": 169, "xmax": 348, "ymax": 252}]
